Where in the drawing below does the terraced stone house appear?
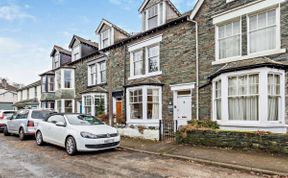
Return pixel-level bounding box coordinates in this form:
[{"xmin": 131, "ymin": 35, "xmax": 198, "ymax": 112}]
[{"xmin": 37, "ymin": 0, "xmax": 288, "ymax": 136}]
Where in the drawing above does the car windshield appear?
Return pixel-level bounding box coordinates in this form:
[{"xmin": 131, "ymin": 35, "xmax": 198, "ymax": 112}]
[
  {"xmin": 31, "ymin": 110, "xmax": 55, "ymax": 120},
  {"xmin": 4, "ymin": 112, "xmax": 15, "ymax": 117},
  {"xmin": 66, "ymin": 114, "xmax": 104, "ymax": 126}
]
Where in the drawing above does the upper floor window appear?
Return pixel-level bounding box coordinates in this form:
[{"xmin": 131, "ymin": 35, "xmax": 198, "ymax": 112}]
[
  {"xmin": 88, "ymin": 60, "xmax": 107, "ymax": 86},
  {"xmin": 132, "ymin": 50, "xmax": 144, "ymax": 76},
  {"xmin": 54, "ymin": 54, "xmax": 60, "ymax": 68},
  {"xmin": 48, "ymin": 76, "xmax": 55, "ymax": 92},
  {"xmin": 217, "ymin": 20, "xmax": 241, "ymax": 59},
  {"xmin": 147, "ymin": 45, "xmax": 160, "ymax": 73},
  {"xmin": 102, "ymin": 29, "xmax": 110, "ymax": 48},
  {"xmin": 72, "ymin": 45, "xmax": 81, "ymax": 61},
  {"xmin": 148, "ymin": 5, "xmax": 158, "ymax": 30},
  {"xmin": 64, "ymin": 70, "xmax": 72, "ymax": 88},
  {"xmin": 248, "ymin": 9, "xmax": 277, "ymax": 54}
]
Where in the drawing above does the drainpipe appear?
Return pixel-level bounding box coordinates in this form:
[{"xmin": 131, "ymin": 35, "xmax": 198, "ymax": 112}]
[{"xmin": 188, "ymin": 18, "xmax": 199, "ymax": 121}]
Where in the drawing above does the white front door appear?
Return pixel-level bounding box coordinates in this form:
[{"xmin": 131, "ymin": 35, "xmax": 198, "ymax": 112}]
[{"xmin": 176, "ymin": 95, "xmax": 192, "ymax": 120}]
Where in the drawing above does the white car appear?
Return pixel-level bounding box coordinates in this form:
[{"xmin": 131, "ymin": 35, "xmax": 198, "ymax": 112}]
[
  {"xmin": 0, "ymin": 110, "xmax": 16, "ymax": 132},
  {"xmin": 35, "ymin": 113, "xmax": 120, "ymax": 155}
]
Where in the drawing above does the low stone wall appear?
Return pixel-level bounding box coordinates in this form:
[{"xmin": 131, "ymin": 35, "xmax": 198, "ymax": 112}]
[
  {"xmin": 176, "ymin": 129, "xmax": 288, "ymax": 154},
  {"xmin": 118, "ymin": 128, "xmax": 159, "ymax": 141}
]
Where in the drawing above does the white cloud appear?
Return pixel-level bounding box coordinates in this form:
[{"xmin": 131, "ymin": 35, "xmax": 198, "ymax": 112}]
[
  {"xmin": 0, "ymin": 4, "xmax": 35, "ymax": 21},
  {"xmin": 0, "ymin": 37, "xmax": 51, "ymax": 85}
]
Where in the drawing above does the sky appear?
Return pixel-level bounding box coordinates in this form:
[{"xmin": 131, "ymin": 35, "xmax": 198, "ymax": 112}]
[{"xmin": 0, "ymin": 0, "xmax": 196, "ymax": 85}]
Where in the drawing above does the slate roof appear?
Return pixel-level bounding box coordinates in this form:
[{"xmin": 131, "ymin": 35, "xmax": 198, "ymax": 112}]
[
  {"xmin": 17, "ymin": 80, "xmax": 41, "ymax": 91},
  {"xmin": 125, "ymin": 78, "xmax": 163, "ymax": 88},
  {"xmin": 97, "ymin": 19, "xmax": 131, "ymax": 37},
  {"xmin": 50, "ymin": 45, "xmax": 71, "ymax": 57},
  {"xmin": 39, "ymin": 70, "xmax": 55, "ymax": 76},
  {"xmin": 209, "ymin": 57, "xmax": 288, "ymax": 79},
  {"xmin": 139, "ymin": 0, "xmax": 181, "ymax": 17},
  {"xmin": 69, "ymin": 35, "xmax": 99, "ymax": 49},
  {"xmin": 80, "ymin": 86, "xmax": 108, "ymax": 94},
  {"xmin": 0, "ymin": 82, "xmax": 18, "ymax": 92},
  {"xmin": 13, "ymin": 98, "xmax": 39, "ymax": 107}
]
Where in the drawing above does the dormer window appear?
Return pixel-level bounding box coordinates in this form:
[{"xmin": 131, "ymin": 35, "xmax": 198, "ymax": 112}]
[
  {"xmin": 54, "ymin": 54, "xmax": 60, "ymax": 69},
  {"xmin": 72, "ymin": 44, "xmax": 81, "ymax": 61},
  {"xmin": 148, "ymin": 5, "xmax": 158, "ymax": 29},
  {"xmin": 102, "ymin": 29, "xmax": 110, "ymax": 48}
]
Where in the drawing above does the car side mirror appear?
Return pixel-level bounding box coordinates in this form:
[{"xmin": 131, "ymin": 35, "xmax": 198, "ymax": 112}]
[{"xmin": 56, "ymin": 122, "xmax": 66, "ymax": 127}]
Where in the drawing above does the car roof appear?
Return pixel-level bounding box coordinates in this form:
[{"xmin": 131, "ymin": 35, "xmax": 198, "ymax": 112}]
[{"xmin": 0, "ymin": 110, "xmax": 16, "ymax": 112}]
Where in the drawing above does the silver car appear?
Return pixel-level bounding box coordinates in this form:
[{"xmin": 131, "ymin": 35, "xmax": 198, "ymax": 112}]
[
  {"xmin": 4, "ymin": 109, "xmax": 55, "ymax": 140},
  {"xmin": 0, "ymin": 110, "xmax": 16, "ymax": 132}
]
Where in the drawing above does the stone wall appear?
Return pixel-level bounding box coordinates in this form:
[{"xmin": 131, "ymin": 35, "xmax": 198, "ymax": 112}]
[{"xmin": 176, "ymin": 129, "xmax": 288, "ymax": 154}]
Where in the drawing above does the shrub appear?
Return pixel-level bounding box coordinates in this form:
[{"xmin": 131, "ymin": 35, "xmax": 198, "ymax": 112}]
[{"xmin": 187, "ymin": 120, "xmax": 219, "ymax": 130}]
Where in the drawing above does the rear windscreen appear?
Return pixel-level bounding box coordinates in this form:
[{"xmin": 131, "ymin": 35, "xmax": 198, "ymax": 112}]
[{"xmin": 31, "ymin": 111, "xmax": 55, "ymax": 120}]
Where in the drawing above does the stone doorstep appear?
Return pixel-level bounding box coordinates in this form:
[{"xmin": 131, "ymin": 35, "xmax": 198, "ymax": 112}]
[{"xmin": 120, "ymin": 137, "xmax": 288, "ymax": 176}]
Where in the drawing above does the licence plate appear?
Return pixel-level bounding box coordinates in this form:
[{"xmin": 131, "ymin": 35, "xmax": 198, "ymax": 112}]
[{"xmin": 104, "ymin": 139, "xmax": 114, "ymax": 144}]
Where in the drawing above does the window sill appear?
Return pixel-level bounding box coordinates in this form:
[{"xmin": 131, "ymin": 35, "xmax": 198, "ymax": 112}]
[
  {"xmin": 216, "ymin": 121, "xmax": 286, "ymax": 127},
  {"xmin": 212, "ymin": 48, "xmax": 286, "ymax": 65},
  {"xmin": 128, "ymin": 71, "xmax": 162, "ymax": 80},
  {"xmin": 87, "ymin": 83, "xmax": 107, "ymax": 88}
]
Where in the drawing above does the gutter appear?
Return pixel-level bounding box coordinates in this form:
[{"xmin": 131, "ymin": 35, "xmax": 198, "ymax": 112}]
[{"xmin": 188, "ymin": 18, "xmax": 199, "ymax": 121}]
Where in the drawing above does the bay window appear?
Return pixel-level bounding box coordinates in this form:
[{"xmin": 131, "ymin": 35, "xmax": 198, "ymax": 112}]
[
  {"xmin": 268, "ymin": 74, "xmax": 280, "ymax": 121},
  {"xmin": 82, "ymin": 94, "xmax": 107, "ymax": 116},
  {"xmin": 48, "ymin": 76, "xmax": 54, "ymax": 92},
  {"xmin": 84, "ymin": 96, "xmax": 92, "ymax": 115},
  {"xmin": 127, "ymin": 86, "xmax": 162, "ymax": 123},
  {"xmin": 215, "ymin": 80, "xmax": 221, "ymax": 120},
  {"xmin": 248, "ymin": 9, "xmax": 277, "ymax": 54},
  {"xmin": 42, "ymin": 76, "xmax": 47, "ymax": 93},
  {"xmin": 54, "ymin": 54, "xmax": 60, "ymax": 69},
  {"xmin": 64, "ymin": 70, "xmax": 72, "ymax": 88},
  {"xmin": 64, "ymin": 100, "xmax": 73, "ymax": 113},
  {"xmin": 89, "ymin": 64, "xmax": 97, "ymax": 85},
  {"xmin": 217, "ymin": 20, "xmax": 241, "ymax": 59},
  {"xmin": 130, "ymin": 89, "xmax": 143, "ymax": 119},
  {"xmin": 213, "ymin": 68, "xmax": 285, "ymax": 130},
  {"xmin": 228, "ymin": 74, "xmax": 259, "ymax": 121},
  {"xmin": 56, "ymin": 71, "xmax": 61, "ymax": 90}
]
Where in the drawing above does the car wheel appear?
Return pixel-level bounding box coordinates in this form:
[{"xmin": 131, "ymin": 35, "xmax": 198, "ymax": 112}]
[
  {"xmin": 19, "ymin": 128, "xmax": 25, "ymax": 141},
  {"xmin": 66, "ymin": 136, "xmax": 77, "ymax": 156},
  {"xmin": 36, "ymin": 131, "xmax": 44, "ymax": 146},
  {"xmin": 3, "ymin": 125, "xmax": 10, "ymax": 136}
]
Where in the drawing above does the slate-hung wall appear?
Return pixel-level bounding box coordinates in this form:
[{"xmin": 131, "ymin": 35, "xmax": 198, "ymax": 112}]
[{"xmin": 194, "ymin": 0, "xmax": 288, "ymax": 132}]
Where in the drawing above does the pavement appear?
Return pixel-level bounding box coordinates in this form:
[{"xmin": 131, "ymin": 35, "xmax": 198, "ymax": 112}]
[
  {"xmin": 0, "ymin": 134, "xmax": 265, "ymax": 178},
  {"xmin": 120, "ymin": 137, "xmax": 288, "ymax": 176}
]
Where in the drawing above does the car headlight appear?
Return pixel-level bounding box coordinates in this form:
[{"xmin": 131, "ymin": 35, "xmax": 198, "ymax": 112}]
[{"xmin": 80, "ymin": 132, "xmax": 98, "ymax": 139}]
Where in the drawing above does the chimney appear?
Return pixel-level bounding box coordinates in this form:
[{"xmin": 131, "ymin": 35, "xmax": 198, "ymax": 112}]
[{"xmin": 1, "ymin": 79, "xmax": 7, "ymax": 89}]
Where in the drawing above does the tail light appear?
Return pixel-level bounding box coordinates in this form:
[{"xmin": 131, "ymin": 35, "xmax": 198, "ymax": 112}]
[
  {"xmin": 0, "ymin": 113, "xmax": 4, "ymax": 120},
  {"xmin": 27, "ymin": 120, "xmax": 34, "ymax": 127}
]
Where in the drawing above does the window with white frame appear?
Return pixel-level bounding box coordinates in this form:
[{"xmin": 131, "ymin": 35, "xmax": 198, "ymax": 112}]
[
  {"xmin": 72, "ymin": 45, "xmax": 81, "ymax": 61},
  {"xmin": 215, "ymin": 80, "xmax": 222, "ymax": 120},
  {"xmin": 54, "ymin": 54, "xmax": 60, "ymax": 69},
  {"xmin": 132, "ymin": 50, "xmax": 144, "ymax": 76},
  {"xmin": 56, "ymin": 100, "xmax": 61, "ymax": 112},
  {"xmin": 147, "ymin": 45, "xmax": 160, "ymax": 73},
  {"xmin": 64, "ymin": 100, "xmax": 73, "ymax": 113},
  {"xmin": 248, "ymin": 9, "xmax": 277, "ymax": 54},
  {"xmin": 84, "ymin": 96, "xmax": 92, "ymax": 115},
  {"xmin": 147, "ymin": 89, "xmax": 160, "ymax": 119},
  {"xmin": 268, "ymin": 73, "xmax": 280, "ymax": 121},
  {"xmin": 56, "ymin": 71, "xmax": 61, "ymax": 90},
  {"xmin": 101, "ymin": 29, "xmax": 110, "ymax": 48},
  {"xmin": 147, "ymin": 5, "xmax": 158, "ymax": 30},
  {"xmin": 82, "ymin": 94, "xmax": 107, "ymax": 116},
  {"xmin": 217, "ymin": 20, "xmax": 241, "ymax": 59},
  {"xmin": 89, "ymin": 64, "xmax": 97, "ymax": 85},
  {"xmin": 42, "ymin": 76, "xmax": 47, "ymax": 93},
  {"xmin": 129, "ymin": 89, "xmax": 143, "ymax": 119},
  {"xmin": 128, "ymin": 86, "xmax": 161, "ymax": 121},
  {"xmin": 88, "ymin": 60, "xmax": 107, "ymax": 86},
  {"xmin": 48, "ymin": 76, "xmax": 54, "ymax": 92},
  {"xmin": 95, "ymin": 95, "xmax": 105, "ymax": 116},
  {"xmin": 99, "ymin": 61, "xmax": 106, "ymax": 83},
  {"xmin": 64, "ymin": 70, "xmax": 72, "ymax": 88},
  {"xmin": 228, "ymin": 74, "xmax": 259, "ymax": 121}
]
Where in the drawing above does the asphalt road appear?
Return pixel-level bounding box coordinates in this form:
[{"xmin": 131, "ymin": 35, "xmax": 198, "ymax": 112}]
[{"xmin": 0, "ymin": 134, "xmax": 266, "ymax": 178}]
